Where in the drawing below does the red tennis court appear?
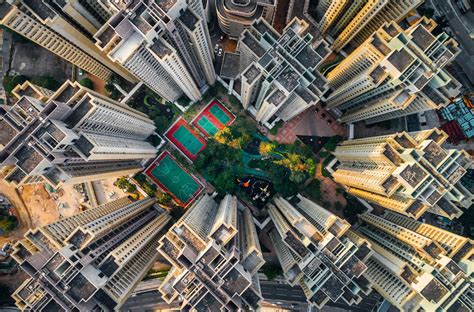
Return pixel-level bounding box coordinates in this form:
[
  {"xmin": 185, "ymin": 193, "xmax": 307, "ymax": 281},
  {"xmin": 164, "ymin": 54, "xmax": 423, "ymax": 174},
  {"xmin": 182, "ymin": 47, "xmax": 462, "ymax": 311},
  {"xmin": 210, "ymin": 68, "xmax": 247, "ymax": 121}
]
[
  {"xmin": 192, "ymin": 99, "xmax": 235, "ymax": 137},
  {"xmin": 164, "ymin": 118, "xmax": 206, "ymax": 161}
]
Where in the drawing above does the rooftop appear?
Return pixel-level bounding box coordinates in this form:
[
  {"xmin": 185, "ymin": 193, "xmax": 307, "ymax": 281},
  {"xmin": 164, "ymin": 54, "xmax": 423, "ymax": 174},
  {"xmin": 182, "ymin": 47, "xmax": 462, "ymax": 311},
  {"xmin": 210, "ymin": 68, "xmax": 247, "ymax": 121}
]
[
  {"xmin": 0, "ymin": 2, "xmax": 12, "ymax": 20},
  {"xmin": 267, "ymin": 89, "xmax": 286, "ymax": 106},
  {"xmin": 15, "ymin": 146, "xmax": 44, "ymax": 174},
  {"xmin": 422, "ymin": 141, "xmax": 446, "ymax": 167},
  {"xmin": 399, "ymin": 163, "xmax": 427, "ymax": 188},
  {"xmin": 180, "ymin": 9, "xmax": 198, "ymax": 30},
  {"xmin": 295, "ymin": 45, "xmax": 321, "ymax": 69},
  {"xmin": 411, "ymin": 26, "xmax": 436, "ymax": 51},
  {"xmin": 420, "ymin": 278, "xmax": 448, "ymax": 303},
  {"xmin": 64, "ymin": 98, "xmax": 93, "ymax": 128},
  {"xmin": 149, "ymin": 40, "xmax": 172, "ymax": 58},
  {"xmin": 243, "ymin": 64, "xmax": 261, "ymax": 83},
  {"xmin": 156, "ymin": 0, "xmax": 178, "ymax": 12},
  {"xmin": 67, "ymin": 273, "xmax": 97, "ymax": 303},
  {"xmin": 242, "ymin": 32, "xmax": 266, "ymax": 57},
  {"xmin": 387, "ymin": 48, "xmax": 415, "ymax": 73},
  {"xmin": 276, "ymin": 67, "xmax": 300, "ymax": 92},
  {"xmin": 74, "ymin": 136, "xmax": 94, "ymax": 158},
  {"xmin": 220, "ymin": 52, "xmax": 241, "ymax": 79},
  {"xmin": 23, "ymin": 0, "xmax": 55, "ymax": 20},
  {"xmin": 0, "ymin": 119, "xmax": 18, "ymax": 147}
]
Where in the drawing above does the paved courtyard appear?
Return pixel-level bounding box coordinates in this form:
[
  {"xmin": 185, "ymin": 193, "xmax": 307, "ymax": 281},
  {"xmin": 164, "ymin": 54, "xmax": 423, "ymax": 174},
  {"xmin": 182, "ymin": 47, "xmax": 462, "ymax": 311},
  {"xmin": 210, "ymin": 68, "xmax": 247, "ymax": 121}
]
[{"xmin": 268, "ymin": 104, "xmax": 346, "ymax": 144}]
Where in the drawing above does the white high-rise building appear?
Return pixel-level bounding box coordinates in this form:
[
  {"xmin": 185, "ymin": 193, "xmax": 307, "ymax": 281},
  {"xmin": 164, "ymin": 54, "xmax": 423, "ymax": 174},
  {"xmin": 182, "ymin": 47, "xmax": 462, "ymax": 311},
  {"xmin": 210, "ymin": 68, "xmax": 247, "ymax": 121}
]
[
  {"xmin": 268, "ymin": 194, "xmax": 374, "ymax": 309},
  {"xmin": 0, "ymin": 0, "xmax": 136, "ymax": 81},
  {"xmin": 94, "ymin": 0, "xmax": 216, "ymax": 102},
  {"xmin": 11, "ymin": 196, "xmax": 171, "ymax": 311},
  {"xmin": 158, "ymin": 194, "xmax": 265, "ymax": 310},
  {"xmin": 238, "ymin": 17, "xmax": 330, "ymax": 128},
  {"xmin": 0, "ymin": 80, "xmax": 157, "ymax": 187}
]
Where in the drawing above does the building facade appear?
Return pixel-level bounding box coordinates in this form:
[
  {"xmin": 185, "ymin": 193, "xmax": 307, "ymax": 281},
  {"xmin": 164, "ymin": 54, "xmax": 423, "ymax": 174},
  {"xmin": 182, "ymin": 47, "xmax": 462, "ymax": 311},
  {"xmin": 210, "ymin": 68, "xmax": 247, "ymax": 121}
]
[
  {"xmin": 268, "ymin": 194, "xmax": 374, "ymax": 309},
  {"xmin": 11, "ymin": 196, "xmax": 171, "ymax": 311},
  {"xmin": 94, "ymin": 0, "xmax": 216, "ymax": 102},
  {"xmin": 238, "ymin": 17, "xmax": 330, "ymax": 128},
  {"xmin": 312, "ymin": 0, "xmax": 424, "ymax": 52},
  {"xmin": 0, "ymin": 80, "xmax": 157, "ymax": 188},
  {"xmin": 331, "ymin": 129, "xmax": 473, "ymax": 220},
  {"xmin": 352, "ymin": 211, "xmax": 473, "ymax": 311},
  {"xmin": 0, "ymin": 0, "xmax": 135, "ymax": 81},
  {"xmin": 216, "ymin": 0, "xmax": 276, "ymax": 39},
  {"xmin": 158, "ymin": 194, "xmax": 265, "ymax": 310},
  {"xmin": 325, "ymin": 18, "xmax": 461, "ymax": 124}
]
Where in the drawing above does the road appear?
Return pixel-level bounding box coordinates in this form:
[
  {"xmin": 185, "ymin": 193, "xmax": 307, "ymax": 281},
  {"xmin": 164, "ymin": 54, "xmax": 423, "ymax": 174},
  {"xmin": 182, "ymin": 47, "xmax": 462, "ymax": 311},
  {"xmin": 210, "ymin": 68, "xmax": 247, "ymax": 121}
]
[{"xmin": 429, "ymin": 0, "xmax": 474, "ymax": 89}]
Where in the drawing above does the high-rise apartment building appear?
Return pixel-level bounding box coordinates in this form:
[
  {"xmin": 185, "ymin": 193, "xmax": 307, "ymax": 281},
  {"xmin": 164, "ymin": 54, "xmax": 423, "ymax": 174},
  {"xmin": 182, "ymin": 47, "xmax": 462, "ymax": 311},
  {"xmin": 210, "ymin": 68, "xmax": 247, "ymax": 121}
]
[
  {"xmin": 312, "ymin": 0, "xmax": 424, "ymax": 52},
  {"xmin": 94, "ymin": 0, "xmax": 216, "ymax": 102},
  {"xmin": 331, "ymin": 129, "xmax": 473, "ymax": 220},
  {"xmin": 11, "ymin": 196, "xmax": 171, "ymax": 311},
  {"xmin": 325, "ymin": 18, "xmax": 461, "ymax": 124},
  {"xmin": 216, "ymin": 0, "xmax": 276, "ymax": 39},
  {"xmin": 0, "ymin": 0, "xmax": 135, "ymax": 81},
  {"xmin": 158, "ymin": 194, "xmax": 265, "ymax": 310},
  {"xmin": 352, "ymin": 211, "xmax": 473, "ymax": 311},
  {"xmin": 268, "ymin": 194, "xmax": 374, "ymax": 309},
  {"xmin": 0, "ymin": 80, "xmax": 157, "ymax": 187},
  {"xmin": 238, "ymin": 17, "xmax": 330, "ymax": 128}
]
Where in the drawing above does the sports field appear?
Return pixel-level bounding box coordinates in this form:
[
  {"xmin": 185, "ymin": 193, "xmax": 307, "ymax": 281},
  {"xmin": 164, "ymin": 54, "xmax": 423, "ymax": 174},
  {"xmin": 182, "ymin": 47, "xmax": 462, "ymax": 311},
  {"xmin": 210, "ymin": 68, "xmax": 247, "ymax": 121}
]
[
  {"xmin": 192, "ymin": 100, "xmax": 235, "ymax": 137},
  {"xmin": 164, "ymin": 118, "xmax": 207, "ymax": 161},
  {"xmin": 145, "ymin": 151, "xmax": 204, "ymax": 206}
]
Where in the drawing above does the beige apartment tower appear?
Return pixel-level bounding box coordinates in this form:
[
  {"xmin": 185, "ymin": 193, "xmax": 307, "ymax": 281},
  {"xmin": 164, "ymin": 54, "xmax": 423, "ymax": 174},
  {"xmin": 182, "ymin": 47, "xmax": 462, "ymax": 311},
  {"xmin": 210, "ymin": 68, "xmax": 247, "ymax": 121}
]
[
  {"xmin": 268, "ymin": 194, "xmax": 374, "ymax": 309},
  {"xmin": 0, "ymin": 80, "xmax": 157, "ymax": 188},
  {"xmin": 11, "ymin": 196, "xmax": 171, "ymax": 311},
  {"xmin": 158, "ymin": 194, "xmax": 265, "ymax": 310},
  {"xmin": 313, "ymin": 0, "xmax": 424, "ymax": 52},
  {"xmin": 331, "ymin": 129, "xmax": 473, "ymax": 220},
  {"xmin": 325, "ymin": 18, "xmax": 461, "ymax": 124},
  {"xmin": 352, "ymin": 211, "xmax": 473, "ymax": 311},
  {"xmin": 0, "ymin": 0, "xmax": 136, "ymax": 81}
]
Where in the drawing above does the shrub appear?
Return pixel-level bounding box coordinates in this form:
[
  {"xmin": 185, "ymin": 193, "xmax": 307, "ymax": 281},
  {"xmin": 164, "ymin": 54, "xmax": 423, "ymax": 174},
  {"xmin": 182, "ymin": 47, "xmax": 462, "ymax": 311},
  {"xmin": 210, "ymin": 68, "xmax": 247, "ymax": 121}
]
[
  {"xmin": 78, "ymin": 78, "xmax": 94, "ymax": 90},
  {"xmin": 31, "ymin": 76, "xmax": 60, "ymax": 91},
  {"xmin": 3, "ymin": 75, "xmax": 28, "ymax": 93},
  {"xmin": 262, "ymin": 265, "xmax": 282, "ymax": 281}
]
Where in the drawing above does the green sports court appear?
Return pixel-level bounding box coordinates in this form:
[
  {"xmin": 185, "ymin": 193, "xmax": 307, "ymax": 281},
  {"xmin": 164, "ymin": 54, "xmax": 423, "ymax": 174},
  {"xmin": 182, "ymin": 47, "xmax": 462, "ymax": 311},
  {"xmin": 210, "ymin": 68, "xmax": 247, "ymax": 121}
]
[
  {"xmin": 164, "ymin": 118, "xmax": 207, "ymax": 161},
  {"xmin": 192, "ymin": 100, "xmax": 235, "ymax": 137},
  {"xmin": 145, "ymin": 151, "xmax": 204, "ymax": 206}
]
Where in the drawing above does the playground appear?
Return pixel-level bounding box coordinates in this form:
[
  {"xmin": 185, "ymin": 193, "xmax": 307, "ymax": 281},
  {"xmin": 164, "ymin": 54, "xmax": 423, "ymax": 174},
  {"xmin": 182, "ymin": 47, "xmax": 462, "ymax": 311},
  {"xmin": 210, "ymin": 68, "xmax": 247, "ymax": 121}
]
[
  {"xmin": 164, "ymin": 118, "xmax": 207, "ymax": 161},
  {"xmin": 144, "ymin": 151, "xmax": 204, "ymax": 206},
  {"xmin": 192, "ymin": 100, "xmax": 235, "ymax": 137}
]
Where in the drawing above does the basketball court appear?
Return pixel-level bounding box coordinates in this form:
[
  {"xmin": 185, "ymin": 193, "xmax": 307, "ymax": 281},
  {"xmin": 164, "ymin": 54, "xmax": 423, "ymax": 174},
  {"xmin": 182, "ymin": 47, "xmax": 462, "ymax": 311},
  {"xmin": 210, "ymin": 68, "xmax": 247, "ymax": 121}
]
[
  {"xmin": 145, "ymin": 151, "xmax": 204, "ymax": 206},
  {"xmin": 192, "ymin": 99, "xmax": 235, "ymax": 137},
  {"xmin": 164, "ymin": 118, "xmax": 207, "ymax": 161}
]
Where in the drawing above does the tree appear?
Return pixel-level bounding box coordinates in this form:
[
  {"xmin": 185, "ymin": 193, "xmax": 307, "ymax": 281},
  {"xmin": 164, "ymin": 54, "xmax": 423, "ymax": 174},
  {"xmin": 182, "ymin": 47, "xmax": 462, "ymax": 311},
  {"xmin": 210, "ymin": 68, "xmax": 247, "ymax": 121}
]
[
  {"xmin": 259, "ymin": 141, "xmax": 277, "ymax": 155},
  {"xmin": 125, "ymin": 183, "xmax": 137, "ymax": 193},
  {"xmin": 157, "ymin": 193, "xmax": 173, "ymax": 205},
  {"xmin": 78, "ymin": 77, "xmax": 94, "ymax": 90},
  {"xmin": 262, "ymin": 265, "xmax": 282, "ymax": 281},
  {"xmin": 3, "ymin": 75, "xmax": 28, "ymax": 93},
  {"xmin": 114, "ymin": 177, "xmax": 129, "ymax": 189},
  {"xmin": 289, "ymin": 171, "xmax": 307, "ymax": 183},
  {"xmin": 31, "ymin": 76, "xmax": 60, "ymax": 91},
  {"xmin": 0, "ymin": 215, "xmax": 17, "ymax": 233}
]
